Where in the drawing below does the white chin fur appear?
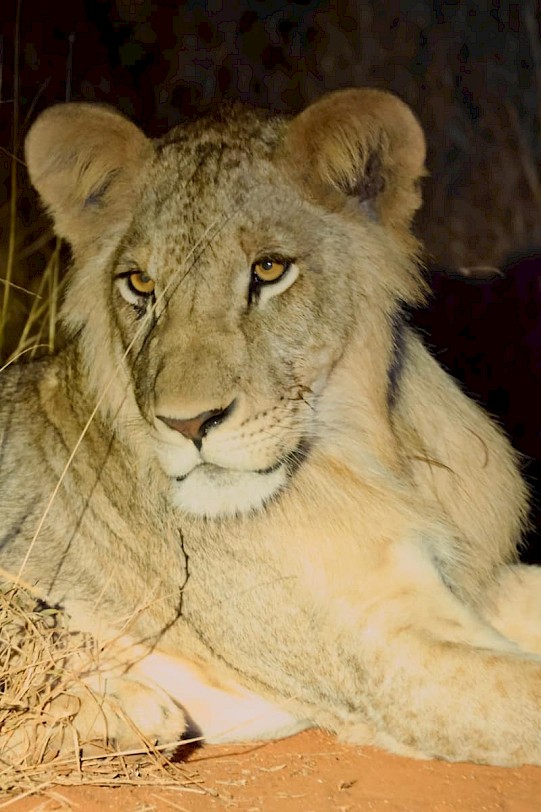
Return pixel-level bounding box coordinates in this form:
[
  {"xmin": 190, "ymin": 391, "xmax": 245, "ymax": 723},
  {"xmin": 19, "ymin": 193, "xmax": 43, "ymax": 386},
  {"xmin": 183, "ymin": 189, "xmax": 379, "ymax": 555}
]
[{"xmin": 169, "ymin": 464, "xmax": 288, "ymax": 518}]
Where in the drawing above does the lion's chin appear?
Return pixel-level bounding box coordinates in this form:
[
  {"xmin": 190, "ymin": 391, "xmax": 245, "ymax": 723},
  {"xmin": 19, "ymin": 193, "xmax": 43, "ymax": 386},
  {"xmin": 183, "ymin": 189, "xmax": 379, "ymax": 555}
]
[{"xmin": 168, "ymin": 463, "xmax": 288, "ymax": 519}]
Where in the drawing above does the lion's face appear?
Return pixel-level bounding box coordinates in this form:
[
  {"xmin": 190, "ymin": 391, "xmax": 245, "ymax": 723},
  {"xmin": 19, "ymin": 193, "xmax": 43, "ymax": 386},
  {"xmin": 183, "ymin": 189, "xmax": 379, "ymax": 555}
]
[
  {"xmin": 25, "ymin": 91, "xmax": 426, "ymax": 518},
  {"xmin": 113, "ymin": 119, "xmax": 365, "ymax": 517}
]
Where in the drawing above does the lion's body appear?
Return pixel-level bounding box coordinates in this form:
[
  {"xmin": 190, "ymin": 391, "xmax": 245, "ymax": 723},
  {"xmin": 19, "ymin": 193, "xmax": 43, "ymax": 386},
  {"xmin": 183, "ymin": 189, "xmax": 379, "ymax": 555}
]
[{"xmin": 2, "ymin": 90, "xmax": 541, "ymax": 765}]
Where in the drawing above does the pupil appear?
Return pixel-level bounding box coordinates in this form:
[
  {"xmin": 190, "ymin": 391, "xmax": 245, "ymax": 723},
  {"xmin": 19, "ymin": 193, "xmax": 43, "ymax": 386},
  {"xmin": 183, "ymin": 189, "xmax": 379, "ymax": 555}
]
[{"xmin": 262, "ymin": 261, "xmax": 273, "ymax": 270}]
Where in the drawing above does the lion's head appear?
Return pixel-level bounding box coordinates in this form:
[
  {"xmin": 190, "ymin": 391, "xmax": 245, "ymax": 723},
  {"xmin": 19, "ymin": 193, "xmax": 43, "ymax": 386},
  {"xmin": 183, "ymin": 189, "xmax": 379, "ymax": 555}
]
[{"xmin": 25, "ymin": 89, "xmax": 426, "ymax": 518}]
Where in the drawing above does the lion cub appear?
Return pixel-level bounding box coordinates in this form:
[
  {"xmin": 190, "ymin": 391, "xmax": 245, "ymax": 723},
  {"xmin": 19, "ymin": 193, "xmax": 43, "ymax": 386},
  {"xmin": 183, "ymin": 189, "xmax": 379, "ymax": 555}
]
[{"xmin": 2, "ymin": 88, "xmax": 541, "ymax": 766}]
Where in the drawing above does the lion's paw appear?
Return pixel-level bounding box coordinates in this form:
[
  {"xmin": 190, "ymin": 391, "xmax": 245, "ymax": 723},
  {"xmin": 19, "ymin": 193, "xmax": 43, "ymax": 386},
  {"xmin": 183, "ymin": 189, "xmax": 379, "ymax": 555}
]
[
  {"xmin": 3, "ymin": 676, "xmax": 189, "ymax": 764},
  {"xmin": 62, "ymin": 674, "xmax": 189, "ymax": 753}
]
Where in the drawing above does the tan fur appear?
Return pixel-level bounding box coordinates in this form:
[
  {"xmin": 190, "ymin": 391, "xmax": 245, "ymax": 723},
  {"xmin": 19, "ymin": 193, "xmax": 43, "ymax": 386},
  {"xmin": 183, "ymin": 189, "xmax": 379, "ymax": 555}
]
[{"xmin": 1, "ymin": 89, "xmax": 540, "ymax": 766}]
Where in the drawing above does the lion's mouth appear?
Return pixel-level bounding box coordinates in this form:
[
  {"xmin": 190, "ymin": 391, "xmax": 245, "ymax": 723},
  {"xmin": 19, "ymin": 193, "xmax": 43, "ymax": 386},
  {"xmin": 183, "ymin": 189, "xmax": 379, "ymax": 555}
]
[
  {"xmin": 173, "ymin": 439, "xmax": 310, "ymax": 484},
  {"xmin": 174, "ymin": 458, "xmax": 285, "ymax": 484},
  {"xmin": 166, "ymin": 440, "xmax": 311, "ymax": 518}
]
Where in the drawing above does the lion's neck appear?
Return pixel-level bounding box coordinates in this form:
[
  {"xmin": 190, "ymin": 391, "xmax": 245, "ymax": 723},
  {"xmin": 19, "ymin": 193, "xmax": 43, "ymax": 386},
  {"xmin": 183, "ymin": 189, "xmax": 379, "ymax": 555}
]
[{"xmin": 316, "ymin": 318, "xmax": 409, "ymax": 478}]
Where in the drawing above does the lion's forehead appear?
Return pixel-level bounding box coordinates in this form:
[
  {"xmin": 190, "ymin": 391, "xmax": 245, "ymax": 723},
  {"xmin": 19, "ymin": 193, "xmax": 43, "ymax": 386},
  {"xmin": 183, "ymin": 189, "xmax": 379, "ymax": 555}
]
[
  {"xmin": 130, "ymin": 141, "xmax": 326, "ymax": 271},
  {"xmin": 157, "ymin": 105, "xmax": 283, "ymax": 154},
  {"xmin": 148, "ymin": 115, "xmax": 280, "ymax": 200}
]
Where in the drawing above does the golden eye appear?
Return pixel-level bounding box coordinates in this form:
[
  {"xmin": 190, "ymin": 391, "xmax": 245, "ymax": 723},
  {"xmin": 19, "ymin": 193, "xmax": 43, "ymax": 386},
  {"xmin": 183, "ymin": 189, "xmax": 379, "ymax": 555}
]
[
  {"xmin": 252, "ymin": 258, "xmax": 288, "ymax": 283},
  {"xmin": 128, "ymin": 271, "xmax": 155, "ymax": 296}
]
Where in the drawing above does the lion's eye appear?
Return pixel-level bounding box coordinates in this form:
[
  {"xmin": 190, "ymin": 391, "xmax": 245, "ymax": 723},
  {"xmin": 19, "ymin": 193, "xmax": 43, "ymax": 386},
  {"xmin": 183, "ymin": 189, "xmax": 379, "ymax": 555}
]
[
  {"xmin": 248, "ymin": 256, "xmax": 298, "ymax": 307},
  {"xmin": 128, "ymin": 271, "xmax": 155, "ymax": 296},
  {"xmin": 252, "ymin": 259, "xmax": 289, "ymax": 283}
]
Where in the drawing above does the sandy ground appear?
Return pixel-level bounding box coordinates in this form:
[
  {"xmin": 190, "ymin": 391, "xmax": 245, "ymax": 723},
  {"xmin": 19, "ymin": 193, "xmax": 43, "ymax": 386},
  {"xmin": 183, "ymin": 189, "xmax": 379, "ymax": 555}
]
[{"xmin": 5, "ymin": 729, "xmax": 541, "ymax": 812}]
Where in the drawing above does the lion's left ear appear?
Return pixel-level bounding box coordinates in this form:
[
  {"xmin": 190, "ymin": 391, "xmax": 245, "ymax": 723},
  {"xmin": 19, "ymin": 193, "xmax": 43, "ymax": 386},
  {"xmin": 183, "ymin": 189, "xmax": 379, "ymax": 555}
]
[
  {"xmin": 282, "ymin": 88, "xmax": 426, "ymax": 231},
  {"xmin": 25, "ymin": 103, "xmax": 154, "ymax": 253}
]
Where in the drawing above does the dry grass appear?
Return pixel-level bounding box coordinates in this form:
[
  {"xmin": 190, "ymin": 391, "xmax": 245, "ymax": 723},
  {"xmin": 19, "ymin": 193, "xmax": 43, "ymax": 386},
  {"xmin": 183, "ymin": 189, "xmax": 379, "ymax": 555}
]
[
  {"xmin": 0, "ymin": 238, "xmax": 62, "ymax": 372},
  {"xmin": 0, "ymin": 581, "xmax": 204, "ymax": 803}
]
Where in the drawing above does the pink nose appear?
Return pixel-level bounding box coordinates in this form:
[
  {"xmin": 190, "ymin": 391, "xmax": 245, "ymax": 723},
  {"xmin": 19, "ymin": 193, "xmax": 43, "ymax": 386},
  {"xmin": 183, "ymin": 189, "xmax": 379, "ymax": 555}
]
[{"xmin": 157, "ymin": 401, "xmax": 235, "ymax": 450}]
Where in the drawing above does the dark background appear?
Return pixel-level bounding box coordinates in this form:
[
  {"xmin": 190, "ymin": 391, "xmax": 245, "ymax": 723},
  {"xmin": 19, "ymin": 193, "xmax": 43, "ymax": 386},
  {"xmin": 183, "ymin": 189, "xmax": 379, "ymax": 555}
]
[{"xmin": 1, "ymin": 0, "xmax": 541, "ymax": 558}]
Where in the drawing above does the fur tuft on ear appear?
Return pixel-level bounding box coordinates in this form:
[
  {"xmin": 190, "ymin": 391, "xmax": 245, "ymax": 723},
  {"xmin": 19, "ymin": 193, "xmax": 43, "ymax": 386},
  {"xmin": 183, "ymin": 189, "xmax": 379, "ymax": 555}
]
[
  {"xmin": 25, "ymin": 103, "xmax": 153, "ymax": 251},
  {"xmin": 282, "ymin": 88, "xmax": 426, "ymax": 231}
]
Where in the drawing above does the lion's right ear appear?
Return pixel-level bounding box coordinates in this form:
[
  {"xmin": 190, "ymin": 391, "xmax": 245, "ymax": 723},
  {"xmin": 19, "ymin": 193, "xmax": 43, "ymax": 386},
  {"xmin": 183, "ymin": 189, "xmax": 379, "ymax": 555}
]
[
  {"xmin": 281, "ymin": 89, "xmax": 426, "ymax": 233},
  {"xmin": 25, "ymin": 103, "xmax": 153, "ymax": 251}
]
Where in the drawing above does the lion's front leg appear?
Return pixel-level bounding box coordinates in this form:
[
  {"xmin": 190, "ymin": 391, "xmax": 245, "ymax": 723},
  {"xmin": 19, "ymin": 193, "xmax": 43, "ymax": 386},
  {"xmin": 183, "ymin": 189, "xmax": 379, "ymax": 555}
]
[
  {"xmin": 4, "ymin": 639, "xmax": 306, "ymax": 765},
  {"xmin": 336, "ymin": 544, "xmax": 541, "ymax": 766},
  {"xmin": 482, "ymin": 563, "xmax": 541, "ymax": 655}
]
